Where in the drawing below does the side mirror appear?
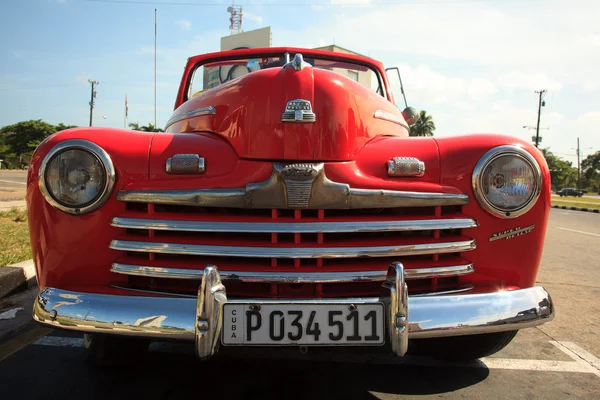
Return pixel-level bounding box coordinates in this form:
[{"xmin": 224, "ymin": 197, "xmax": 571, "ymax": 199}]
[{"xmin": 402, "ymin": 107, "xmax": 420, "ymax": 127}]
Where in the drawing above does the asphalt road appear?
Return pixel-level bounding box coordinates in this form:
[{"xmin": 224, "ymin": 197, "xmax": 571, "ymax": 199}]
[
  {"xmin": 0, "ymin": 209, "xmax": 599, "ymax": 399},
  {"xmin": 0, "ymin": 170, "xmax": 27, "ymax": 201}
]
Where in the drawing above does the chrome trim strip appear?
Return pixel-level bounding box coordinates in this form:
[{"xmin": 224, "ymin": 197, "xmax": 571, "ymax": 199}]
[
  {"xmin": 109, "ymin": 239, "xmax": 477, "ymax": 258},
  {"xmin": 117, "ymin": 163, "xmax": 469, "ymax": 209},
  {"xmin": 111, "ymin": 264, "xmax": 387, "ymax": 282},
  {"xmin": 111, "ymin": 263, "xmax": 474, "ymax": 282},
  {"xmin": 118, "ymin": 188, "xmax": 248, "ymax": 208},
  {"xmin": 404, "ymin": 264, "xmax": 474, "ymax": 279},
  {"xmin": 33, "ymin": 286, "xmax": 554, "ymax": 342},
  {"xmin": 111, "ymin": 217, "xmax": 478, "ymax": 233},
  {"xmin": 410, "ymin": 286, "xmax": 475, "ymax": 297},
  {"xmin": 164, "ymin": 106, "xmax": 216, "ymax": 129},
  {"xmin": 472, "ymin": 145, "xmax": 543, "ymax": 219},
  {"xmin": 347, "ymin": 188, "xmax": 468, "ymax": 208},
  {"xmin": 38, "ymin": 139, "xmax": 116, "ymax": 215},
  {"xmin": 374, "ymin": 109, "xmax": 409, "ymax": 129}
]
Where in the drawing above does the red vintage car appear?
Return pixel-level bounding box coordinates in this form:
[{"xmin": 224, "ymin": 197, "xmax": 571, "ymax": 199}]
[{"xmin": 28, "ymin": 47, "xmax": 553, "ymax": 364}]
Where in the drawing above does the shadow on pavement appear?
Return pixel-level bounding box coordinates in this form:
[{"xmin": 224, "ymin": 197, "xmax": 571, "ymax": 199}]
[{"xmin": 1, "ymin": 344, "xmax": 489, "ymax": 399}]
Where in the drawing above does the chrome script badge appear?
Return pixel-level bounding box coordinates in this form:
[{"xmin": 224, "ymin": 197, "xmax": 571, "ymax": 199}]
[{"xmin": 489, "ymin": 225, "xmax": 535, "ymax": 242}]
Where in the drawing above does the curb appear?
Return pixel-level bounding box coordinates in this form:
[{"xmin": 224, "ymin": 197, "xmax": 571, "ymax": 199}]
[
  {"xmin": 551, "ymin": 205, "xmax": 600, "ymax": 214},
  {"xmin": 0, "ymin": 260, "xmax": 36, "ymax": 299}
]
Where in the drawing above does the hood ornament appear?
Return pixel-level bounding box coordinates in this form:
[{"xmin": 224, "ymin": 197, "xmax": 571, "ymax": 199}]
[
  {"xmin": 283, "ymin": 53, "xmax": 311, "ymax": 71},
  {"xmin": 282, "ymin": 99, "xmax": 316, "ymax": 123}
]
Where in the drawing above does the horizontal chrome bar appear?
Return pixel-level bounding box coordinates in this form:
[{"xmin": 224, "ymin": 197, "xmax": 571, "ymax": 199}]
[
  {"xmin": 33, "ymin": 286, "xmax": 554, "ymax": 341},
  {"xmin": 109, "ymin": 239, "xmax": 476, "ymax": 259},
  {"xmin": 117, "ymin": 188, "xmax": 248, "ymax": 208},
  {"xmin": 404, "ymin": 264, "xmax": 474, "ymax": 279},
  {"xmin": 111, "ymin": 217, "xmax": 478, "ymax": 233},
  {"xmin": 117, "ymin": 164, "xmax": 469, "ymax": 209},
  {"xmin": 110, "ymin": 263, "xmax": 475, "ymax": 282}
]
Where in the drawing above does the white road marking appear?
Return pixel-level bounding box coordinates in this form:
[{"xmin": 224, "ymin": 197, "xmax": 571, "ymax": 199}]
[
  {"xmin": 31, "ymin": 336, "xmax": 600, "ymax": 377},
  {"xmin": 557, "ymin": 227, "xmax": 600, "ymax": 237},
  {"xmin": 551, "ymin": 341, "xmax": 600, "ymax": 377},
  {"xmin": 0, "ymin": 179, "xmax": 26, "ymax": 185}
]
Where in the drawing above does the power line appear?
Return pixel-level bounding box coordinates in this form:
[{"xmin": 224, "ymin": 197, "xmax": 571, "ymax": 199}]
[{"xmin": 85, "ymin": 0, "xmax": 540, "ymax": 6}]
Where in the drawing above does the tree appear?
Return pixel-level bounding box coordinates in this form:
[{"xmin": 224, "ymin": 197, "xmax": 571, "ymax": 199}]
[
  {"xmin": 409, "ymin": 110, "xmax": 435, "ymax": 137},
  {"xmin": 56, "ymin": 123, "xmax": 77, "ymax": 132},
  {"xmin": 0, "ymin": 120, "xmax": 77, "ymax": 168},
  {"xmin": 0, "ymin": 120, "xmax": 57, "ymax": 157},
  {"xmin": 128, "ymin": 122, "xmax": 163, "ymax": 132},
  {"xmin": 540, "ymin": 148, "xmax": 578, "ymax": 191},
  {"xmin": 581, "ymin": 151, "xmax": 600, "ymax": 191}
]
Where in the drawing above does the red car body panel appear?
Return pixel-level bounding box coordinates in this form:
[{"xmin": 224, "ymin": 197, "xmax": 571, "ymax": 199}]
[
  {"xmin": 169, "ymin": 49, "xmax": 405, "ymax": 161},
  {"xmin": 26, "ymin": 47, "xmax": 550, "ymax": 301}
]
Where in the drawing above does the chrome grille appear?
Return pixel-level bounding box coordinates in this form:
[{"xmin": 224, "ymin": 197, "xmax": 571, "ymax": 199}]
[{"xmin": 109, "ymin": 205, "xmax": 477, "ymax": 297}]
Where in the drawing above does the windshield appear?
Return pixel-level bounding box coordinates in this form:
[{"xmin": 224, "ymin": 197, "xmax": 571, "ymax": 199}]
[{"xmin": 187, "ymin": 54, "xmax": 384, "ymax": 100}]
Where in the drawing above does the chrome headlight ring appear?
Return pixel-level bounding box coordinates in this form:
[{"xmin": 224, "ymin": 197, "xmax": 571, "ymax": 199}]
[
  {"xmin": 38, "ymin": 139, "xmax": 116, "ymax": 215},
  {"xmin": 472, "ymin": 145, "xmax": 542, "ymax": 219}
]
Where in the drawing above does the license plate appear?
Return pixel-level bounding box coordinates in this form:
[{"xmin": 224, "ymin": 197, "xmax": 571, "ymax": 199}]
[{"xmin": 222, "ymin": 302, "xmax": 385, "ymax": 346}]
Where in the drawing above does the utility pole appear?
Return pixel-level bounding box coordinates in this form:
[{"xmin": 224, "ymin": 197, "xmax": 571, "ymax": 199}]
[
  {"xmin": 88, "ymin": 79, "xmax": 99, "ymax": 127},
  {"xmin": 576, "ymin": 137, "xmax": 581, "ymax": 190},
  {"xmin": 154, "ymin": 8, "xmax": 157, "ymax": 128},
  {"xmin": 534, "ymin": 89, "xmax": 547, "ymax": 148}
]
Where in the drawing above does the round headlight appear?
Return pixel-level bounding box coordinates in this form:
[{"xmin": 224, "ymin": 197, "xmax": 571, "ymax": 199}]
[
  {"xmin": 472, "ymin": 145, "xmax": 542, "ymax": 219},
  {"xmin": 39, "ymin": 140, "xmax": 115, "ymax": 214}
]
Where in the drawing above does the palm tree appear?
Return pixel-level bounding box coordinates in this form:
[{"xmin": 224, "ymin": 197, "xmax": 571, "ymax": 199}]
[
  {"xmin": 409, "ymin": 110, "xmax": 436, "ymax": 137},
  {"xmin": 140, "ymin": 123, "xmax": 163, "ymax": 132},
  {"xmin": 128, "ymin": 122, "xmax": 163, "ymax": 132}
]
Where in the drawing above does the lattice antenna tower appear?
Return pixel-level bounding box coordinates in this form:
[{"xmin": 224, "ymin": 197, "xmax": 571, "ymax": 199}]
[{"xmin": 227, "ymin": 2, "xmax": 243, "ymax": 35}]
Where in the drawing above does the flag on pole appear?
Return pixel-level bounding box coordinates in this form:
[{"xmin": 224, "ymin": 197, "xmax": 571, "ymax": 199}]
[{"xmin": 125, "ymin": 94, "xmax": 128, "ymax": 118}]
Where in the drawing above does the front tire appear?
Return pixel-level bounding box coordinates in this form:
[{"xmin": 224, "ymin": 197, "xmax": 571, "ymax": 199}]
[
  {"xmin": 415, "ymin": 330, "xmax": 518, "ymax": 361},
  {"xmin": 84, "ymin": 334, "xmax": 150, "ymax": 366}
]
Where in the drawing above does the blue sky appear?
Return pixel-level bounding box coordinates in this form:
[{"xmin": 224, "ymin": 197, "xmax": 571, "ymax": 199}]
[{"xmin": 1, "ymin": 0, "xmax": 598, "ymax": 165}]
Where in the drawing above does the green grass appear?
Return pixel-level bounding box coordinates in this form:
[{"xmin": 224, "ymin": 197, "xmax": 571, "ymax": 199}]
[
  {"xmin": 0, "ymin": 208, "xmax": 31, "ymax": 267},
  {"xmin": 552, "ymin": 200, "xmax": 600, "ymax": 210},
  {"xmin": 551, "ymin": 195, "xmax": 600, "ymax": 204}
]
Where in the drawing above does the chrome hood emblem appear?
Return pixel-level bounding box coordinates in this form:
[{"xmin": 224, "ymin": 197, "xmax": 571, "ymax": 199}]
[
  {"xmin": 281, "ymin": 99, "xmax": 316, "ymax": 123},
  {"xmin": 278, "ymin": 164, "xmax": 321, "ymax": 208},
  {"xmin": 280, "ymin": 164, "xmax": 320, "ymax": 180}
]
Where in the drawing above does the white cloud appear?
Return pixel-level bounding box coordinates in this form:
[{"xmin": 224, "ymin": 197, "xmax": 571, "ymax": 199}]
[
  {"xmin": 467, "ymin": 79, "xmax": 498, "ymax": 101},
  {"xmin": 497, "ymin": 71, "xmax": 562, "ymax": 92},
  {"xmin": 243, "ymin": 12, "xmax": 264, "ymax": 24},
  {"xmin": 392, "ymin": 64, "xmax": 497, "ymax": 105},
  {"xmin": 576, "ymin": 111, "xmax": 600, "ymax": 124},
  {"xmin": 74, "ymin": 73, "xmax": 91, "ymax": 84},
  {"xmin": 331, "ymin": 0, "xmax": 371, "ymax": 4},
  {"xmin": 175, "ymin": 20, "xmax": 192, "ymax": 31}
]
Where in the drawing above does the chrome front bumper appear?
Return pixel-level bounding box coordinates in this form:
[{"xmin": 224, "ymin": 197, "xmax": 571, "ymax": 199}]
[{"xmin": 33, "ymin": 263, "xmax": 554, "ymax": 360}]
